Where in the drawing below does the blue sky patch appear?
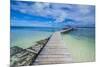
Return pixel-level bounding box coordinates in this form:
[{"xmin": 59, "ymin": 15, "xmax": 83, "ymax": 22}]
[{"xmin": 11, "ymin": 1, "xmax": 95, "ymax": 28}]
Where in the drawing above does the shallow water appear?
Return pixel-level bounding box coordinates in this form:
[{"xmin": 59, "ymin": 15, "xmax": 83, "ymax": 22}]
[
  {"xmin": 10, "ymin": 27, "xmax": 95, "ymax": 62},
  {"xmin": 10, "ymin": 28, "xmax": 53, "ymax": 49},
  {"xmin": 61, "ymin": 28, "xmax": 95, "ymax": 62}
]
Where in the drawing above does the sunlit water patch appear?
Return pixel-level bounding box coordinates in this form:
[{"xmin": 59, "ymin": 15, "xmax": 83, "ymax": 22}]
[{"xmin": 61, "ymin": 28, "xmax": 95, "ymax": 62}]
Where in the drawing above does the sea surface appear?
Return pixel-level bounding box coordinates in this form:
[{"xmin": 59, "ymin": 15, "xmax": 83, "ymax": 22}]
[
  {"xmin": 61, "ymin": 28, "xmax": 95, "ymax": 62},
  {"xmin": 10, "ymin": 27, "xmax": 95, "ymax": 62},
  {"xmin": 10, "ymin": 27, "xmax": 54, "ymax": 48}
]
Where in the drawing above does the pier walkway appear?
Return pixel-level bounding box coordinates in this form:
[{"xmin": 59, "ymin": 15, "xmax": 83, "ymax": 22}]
[{"xmin": 33, "ymin": 32, "xmax": 73, "ymax": 65}]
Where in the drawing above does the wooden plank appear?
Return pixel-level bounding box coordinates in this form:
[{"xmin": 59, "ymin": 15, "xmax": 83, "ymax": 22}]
[{"xmin": 33, "ymin": 32, "xmax": 73, "ymax": 65}]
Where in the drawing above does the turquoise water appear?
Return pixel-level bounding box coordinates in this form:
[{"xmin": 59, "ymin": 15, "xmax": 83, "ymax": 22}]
[
  {"xmin": 61, "ymin": 28, "xmax": 95, "ymax": 62},
  {"xmin": 10, "ymin": 27, "xmax": 95, "ymax": 62},
  {"xmin": 10, "ymin": 28, "xmax": 53, "ymax": 49}
]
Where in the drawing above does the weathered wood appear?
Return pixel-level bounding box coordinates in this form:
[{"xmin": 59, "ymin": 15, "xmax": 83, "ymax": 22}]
[{"xmin": 33, "ymin": 32, "xmax": 73, "ymax": 65}]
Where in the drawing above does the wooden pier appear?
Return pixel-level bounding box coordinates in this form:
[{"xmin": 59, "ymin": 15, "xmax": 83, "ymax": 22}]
[
  {"xmin": 33, "ymin": 32, "xmax": 73, "ymax": 65},
  {"xmin": 10, "ymin": 29, "xmax": 74, "ymax": 67},
  {"xmin": 60, "ymin": 28, "xmax": 73, "ymax": 33}
]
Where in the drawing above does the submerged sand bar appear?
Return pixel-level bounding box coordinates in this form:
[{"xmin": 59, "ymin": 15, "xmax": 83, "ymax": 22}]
[{"xmin": 33, "ymin": 32, "xmax": 73, "ymax": 65}]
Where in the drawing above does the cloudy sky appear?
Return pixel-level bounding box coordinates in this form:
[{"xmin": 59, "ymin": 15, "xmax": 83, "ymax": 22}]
[{"xmin": 11, "ymin": 1, "xmax": 95, "ymax": 28}]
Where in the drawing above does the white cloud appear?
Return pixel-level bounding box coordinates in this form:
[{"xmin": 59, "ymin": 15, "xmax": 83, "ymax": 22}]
[{"xmin": 11, "ymin": 1, "xmax": 95, "ymax": 27}]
